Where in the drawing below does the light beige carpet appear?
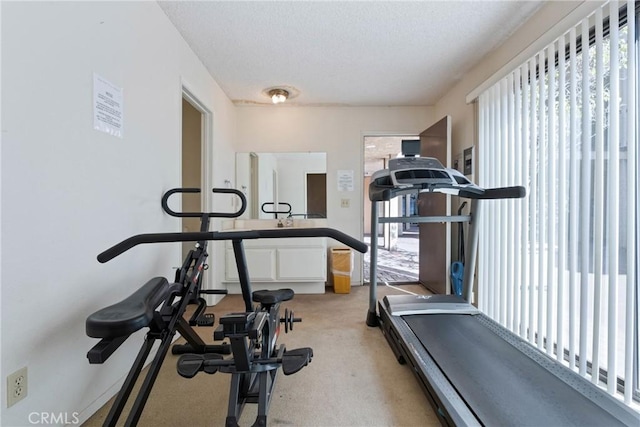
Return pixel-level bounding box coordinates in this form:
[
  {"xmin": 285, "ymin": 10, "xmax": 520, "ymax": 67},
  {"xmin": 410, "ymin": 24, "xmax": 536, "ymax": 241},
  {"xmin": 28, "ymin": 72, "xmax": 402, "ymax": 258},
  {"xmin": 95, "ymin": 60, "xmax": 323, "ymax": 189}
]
[{"xmin": 83, "ymin": 285, "xmax": 439, "ymax": 427}]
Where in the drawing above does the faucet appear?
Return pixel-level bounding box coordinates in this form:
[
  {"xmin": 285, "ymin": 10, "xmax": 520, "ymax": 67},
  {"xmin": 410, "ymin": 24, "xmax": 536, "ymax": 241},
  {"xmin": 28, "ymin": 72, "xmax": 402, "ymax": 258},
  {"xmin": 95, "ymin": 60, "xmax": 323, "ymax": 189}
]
[{"xmin": 285, "ymin": 214, "xmax": 294, "ymax": 228}]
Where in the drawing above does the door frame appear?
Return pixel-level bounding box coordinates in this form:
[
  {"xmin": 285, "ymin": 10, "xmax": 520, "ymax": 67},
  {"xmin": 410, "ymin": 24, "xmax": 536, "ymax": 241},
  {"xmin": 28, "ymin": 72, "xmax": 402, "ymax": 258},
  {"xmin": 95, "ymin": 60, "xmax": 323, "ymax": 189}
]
[
  {"xmin": 181, "ymin": 80, "xmax": 214, "ymax": 300},
  {"xmin": 361, "ymin": 131, "xmax": 421, "ymax": 284}
]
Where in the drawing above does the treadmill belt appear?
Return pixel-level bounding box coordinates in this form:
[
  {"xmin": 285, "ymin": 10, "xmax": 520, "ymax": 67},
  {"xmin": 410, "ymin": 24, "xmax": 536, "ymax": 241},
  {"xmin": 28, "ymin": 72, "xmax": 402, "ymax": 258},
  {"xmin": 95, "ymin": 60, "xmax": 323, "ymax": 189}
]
[{"xmin": 404, "ymin": 314, "xmax": 628, "ymax": 427}]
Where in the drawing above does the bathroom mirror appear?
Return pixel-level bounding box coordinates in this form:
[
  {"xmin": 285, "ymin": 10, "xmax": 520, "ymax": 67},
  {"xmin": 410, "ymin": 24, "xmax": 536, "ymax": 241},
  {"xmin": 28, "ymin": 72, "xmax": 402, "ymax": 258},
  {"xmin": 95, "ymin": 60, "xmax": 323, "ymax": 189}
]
[{"xmin": 236, "ymin": 152, "xmax": 327, "ymax": 219}]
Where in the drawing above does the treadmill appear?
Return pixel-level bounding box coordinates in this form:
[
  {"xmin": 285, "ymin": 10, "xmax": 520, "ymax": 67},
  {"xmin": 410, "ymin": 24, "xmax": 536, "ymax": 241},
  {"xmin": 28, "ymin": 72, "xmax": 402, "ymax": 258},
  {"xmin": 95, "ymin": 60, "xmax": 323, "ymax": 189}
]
[{"xmin": 366, "ymin": 157, "xmax": 639, "ymax": 426}]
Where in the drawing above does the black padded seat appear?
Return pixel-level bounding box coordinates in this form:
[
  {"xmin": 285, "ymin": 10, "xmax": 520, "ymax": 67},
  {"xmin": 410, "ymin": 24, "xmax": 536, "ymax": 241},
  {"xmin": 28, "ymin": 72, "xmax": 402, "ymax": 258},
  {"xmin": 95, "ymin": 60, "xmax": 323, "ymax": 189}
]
[
  {"xmin": 86, "ymin": 277, "xmax": 171, "ymax": 339},
  {"xmin": 252, "ymin": 289, "xmax": 294, "ymax": 305}
]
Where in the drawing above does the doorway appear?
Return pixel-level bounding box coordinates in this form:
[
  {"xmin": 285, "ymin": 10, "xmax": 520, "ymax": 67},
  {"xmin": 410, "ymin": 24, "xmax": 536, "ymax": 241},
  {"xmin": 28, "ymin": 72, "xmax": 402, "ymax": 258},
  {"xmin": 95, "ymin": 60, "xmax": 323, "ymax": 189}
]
[
  {"xmin": 306, "ymin": 173, "xmax": 327, "ymax": 218},
  {"xmin": 363, "ymin": 135, "xmax": 419, "ymax": 285}
]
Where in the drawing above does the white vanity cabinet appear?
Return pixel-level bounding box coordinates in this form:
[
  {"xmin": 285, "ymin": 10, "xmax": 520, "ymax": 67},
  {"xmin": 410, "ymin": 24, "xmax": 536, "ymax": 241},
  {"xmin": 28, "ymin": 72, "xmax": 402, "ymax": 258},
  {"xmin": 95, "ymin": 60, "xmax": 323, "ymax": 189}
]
[{"xmin": 222, "ymin": 220, "xmax": 329, "ymax": 294}]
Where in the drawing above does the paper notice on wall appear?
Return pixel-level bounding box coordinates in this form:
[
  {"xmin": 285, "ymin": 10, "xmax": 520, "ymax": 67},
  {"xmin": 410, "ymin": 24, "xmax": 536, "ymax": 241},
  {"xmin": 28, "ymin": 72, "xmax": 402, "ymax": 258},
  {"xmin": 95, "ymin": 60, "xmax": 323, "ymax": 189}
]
[
  {"xmin": 93, "ymin": 74, "xmax": 123, "ymax": 138},
  {"xmin": 337, "ymin": 170, "xmax": 354, "ymax": 191}
]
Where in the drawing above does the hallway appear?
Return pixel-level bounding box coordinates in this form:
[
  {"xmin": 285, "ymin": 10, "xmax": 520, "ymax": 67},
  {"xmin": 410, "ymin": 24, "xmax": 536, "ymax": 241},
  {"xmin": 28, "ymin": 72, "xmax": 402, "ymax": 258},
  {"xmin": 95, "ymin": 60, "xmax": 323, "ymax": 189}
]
[{"xmin": 363, "ymin": 233, "xmax": 419, "ymax": 284}]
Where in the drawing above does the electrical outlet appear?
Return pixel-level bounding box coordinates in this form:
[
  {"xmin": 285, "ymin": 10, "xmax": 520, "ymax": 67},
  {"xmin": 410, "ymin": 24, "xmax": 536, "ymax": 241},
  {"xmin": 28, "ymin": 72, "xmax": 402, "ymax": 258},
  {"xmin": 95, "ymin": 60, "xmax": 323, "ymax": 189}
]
[
  {"xmin": 341, "ymin": 198, "xmax": 350, "ymax": 208},
  {"xmin": 7, "ymin": 367, "xmax": 28, "ymax": 407}
]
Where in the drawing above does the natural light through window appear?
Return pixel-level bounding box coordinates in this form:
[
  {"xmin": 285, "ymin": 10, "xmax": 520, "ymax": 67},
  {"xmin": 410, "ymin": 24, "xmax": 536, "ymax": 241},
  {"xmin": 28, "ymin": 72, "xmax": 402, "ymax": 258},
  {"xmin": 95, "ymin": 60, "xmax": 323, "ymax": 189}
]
[{"xmin": 477, "ymin": 0, "xmax": 638, "ymax": 404}]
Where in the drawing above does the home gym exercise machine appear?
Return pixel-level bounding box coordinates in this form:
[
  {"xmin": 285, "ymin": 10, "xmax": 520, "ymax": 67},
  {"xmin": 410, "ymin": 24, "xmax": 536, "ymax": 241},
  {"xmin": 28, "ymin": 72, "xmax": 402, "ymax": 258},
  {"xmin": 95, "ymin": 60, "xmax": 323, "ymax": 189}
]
[
  {"xmin": 366, "ymin": 157, "xmax": 639, "ymax": 426},
  {"xmin": 90, "ymin": 196, "xmax": 368, "ymax": 427},
  {"xmin": 86, "ymin": 187, "xmax": 246, "ymax": 426}
]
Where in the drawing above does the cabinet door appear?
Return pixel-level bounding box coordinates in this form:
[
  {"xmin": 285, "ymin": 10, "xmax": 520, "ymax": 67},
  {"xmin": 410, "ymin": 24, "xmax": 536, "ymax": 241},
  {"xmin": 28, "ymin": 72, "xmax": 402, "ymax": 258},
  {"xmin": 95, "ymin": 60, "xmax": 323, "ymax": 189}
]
[
  {"xmin": 225, "ymin": 248, "xmax": 276, "ymax": 281},
  {"xmin": 277, "ymin": 248, "xmax": 326, "ymax": 280}
]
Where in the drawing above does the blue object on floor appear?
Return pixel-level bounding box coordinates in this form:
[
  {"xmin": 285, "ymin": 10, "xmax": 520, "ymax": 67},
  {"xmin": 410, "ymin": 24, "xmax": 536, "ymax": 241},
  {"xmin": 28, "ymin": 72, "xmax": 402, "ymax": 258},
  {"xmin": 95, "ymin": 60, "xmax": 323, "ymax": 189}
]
[{"xmin": 450, "ymin": 261, "xmax": 464, "ymax": 296}]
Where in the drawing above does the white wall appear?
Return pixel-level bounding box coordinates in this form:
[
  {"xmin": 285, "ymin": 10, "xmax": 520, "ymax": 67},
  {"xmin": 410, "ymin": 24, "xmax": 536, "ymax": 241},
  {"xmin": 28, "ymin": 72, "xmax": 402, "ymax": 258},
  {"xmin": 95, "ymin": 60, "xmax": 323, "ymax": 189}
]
[
  {"xmin": 235, "ymin": 106, "xmax": 434, "ymax": 284},
  {"xmin": 435, "ymin": 1, "xmax": 585, "ymax": 169},
  {"xmin": 1, "ymin": 2, "xmax": 236, "ymax": 425},
  {"xmin": 274, "ymin": 152, "xmax": 326, "ymax": 217},
  {"xmin": 256, "ymin": 153, "xmax": 278, "ymax": 219},
  {"xmin": 433, "ymin": 1, "xmax": 585, "ymax": 259}
]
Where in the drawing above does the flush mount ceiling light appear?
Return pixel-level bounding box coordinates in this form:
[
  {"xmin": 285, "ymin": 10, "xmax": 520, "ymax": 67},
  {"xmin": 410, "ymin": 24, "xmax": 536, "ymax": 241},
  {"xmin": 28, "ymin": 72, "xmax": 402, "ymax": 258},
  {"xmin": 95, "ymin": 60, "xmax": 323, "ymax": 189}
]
[
  {"xmin": 262, "ymin": 86, "xmax": 299, "ymax": 105},
  {"xmin": 268, "ymin": 88, "xmax": 289, "ymax": 104}
]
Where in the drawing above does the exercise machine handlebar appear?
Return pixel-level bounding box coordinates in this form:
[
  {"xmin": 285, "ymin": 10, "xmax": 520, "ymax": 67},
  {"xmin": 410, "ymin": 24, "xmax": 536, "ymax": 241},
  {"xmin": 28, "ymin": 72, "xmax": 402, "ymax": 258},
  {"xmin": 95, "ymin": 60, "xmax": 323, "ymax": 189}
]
[
  {"xmin": 161, "ymin": 187, "xmax": 247, "ymax": 218},
  {"xmin": 458, "ymin": 185, "xmax": 525, "ymax": 200},
  {"xmin": 98, "ymin": 227, "xmax": 367, "ymax": 263},
  {"xmin": 261, "ymin": 202, "xmax": 292, "ymax": 217}
]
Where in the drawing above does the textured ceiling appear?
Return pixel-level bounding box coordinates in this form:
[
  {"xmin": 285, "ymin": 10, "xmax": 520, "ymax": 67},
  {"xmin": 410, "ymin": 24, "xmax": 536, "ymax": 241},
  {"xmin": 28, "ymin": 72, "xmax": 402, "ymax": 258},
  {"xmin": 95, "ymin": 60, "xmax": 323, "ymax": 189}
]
[{"xmin": 159, "ymin": 1, "xmax": 543, "ymax": 106}]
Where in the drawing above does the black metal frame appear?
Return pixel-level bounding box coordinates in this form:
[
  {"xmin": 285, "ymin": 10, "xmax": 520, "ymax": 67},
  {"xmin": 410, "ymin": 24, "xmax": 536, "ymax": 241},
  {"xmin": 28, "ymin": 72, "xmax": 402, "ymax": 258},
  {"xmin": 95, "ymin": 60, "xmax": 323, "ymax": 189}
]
[
  {"xmin": 212, "ymin": 299, "xmax": 290, "ymax": 427},
  {"xmin": 95, "ymin": 217, "xmax": 367, "ymax": 426},
  {"xmin": 170, "ymin": 228, "xmax": 365, "ymax": 426},
  {"xmin": 86, "ymin": 187, "xmax": 246, "ymax": 427},
  {"xmin": 220, "ymin": 239, "xmax": 287, "ymax": 427}
]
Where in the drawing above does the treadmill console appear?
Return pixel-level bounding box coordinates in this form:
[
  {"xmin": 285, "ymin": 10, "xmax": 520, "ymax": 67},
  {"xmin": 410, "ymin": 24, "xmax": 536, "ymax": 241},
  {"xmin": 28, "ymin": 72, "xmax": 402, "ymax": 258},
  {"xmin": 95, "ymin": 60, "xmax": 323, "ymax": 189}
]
[
  {"xmin": 370, "ymin": 156, "xmax": 482, "ymax": 197},
  {"xmin": 388, "ymin": 157, "xmax": 445, "ymax": 171},
  {"xmin": 387, "ymin": 157, "xmax": 450, "ymax": 187}
]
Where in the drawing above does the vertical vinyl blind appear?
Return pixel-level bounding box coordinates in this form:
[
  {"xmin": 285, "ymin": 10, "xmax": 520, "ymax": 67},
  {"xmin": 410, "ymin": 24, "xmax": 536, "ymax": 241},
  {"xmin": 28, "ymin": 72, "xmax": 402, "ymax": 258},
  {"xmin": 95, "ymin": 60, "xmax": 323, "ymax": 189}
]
[{"xmin": 477, "ymin": 0, "xmax": 638, "ymax": 403}]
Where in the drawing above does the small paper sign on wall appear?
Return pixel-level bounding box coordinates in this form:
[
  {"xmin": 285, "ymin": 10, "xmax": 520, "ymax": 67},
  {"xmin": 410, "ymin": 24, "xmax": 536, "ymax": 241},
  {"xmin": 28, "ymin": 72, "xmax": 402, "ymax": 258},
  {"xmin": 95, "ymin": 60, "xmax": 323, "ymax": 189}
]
[
  {"xmin": 93, "ymin": 73, "xmax": 123, "ymax": 138},
  {"xmin": 337, "ymin": 170, "xmax": 354, "ymax": 191}
]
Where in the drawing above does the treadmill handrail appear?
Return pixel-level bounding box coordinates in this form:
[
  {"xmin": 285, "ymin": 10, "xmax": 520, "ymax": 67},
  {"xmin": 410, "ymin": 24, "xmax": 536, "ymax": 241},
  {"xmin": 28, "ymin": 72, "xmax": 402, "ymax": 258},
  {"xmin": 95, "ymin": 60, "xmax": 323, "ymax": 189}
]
[
  {"xmin": 369, "ymin": 181, "xmax": 525, "ymax": 202},
  {"xmin": 459, "ymin": 186, "xmax": 525, "ymax": 199}
]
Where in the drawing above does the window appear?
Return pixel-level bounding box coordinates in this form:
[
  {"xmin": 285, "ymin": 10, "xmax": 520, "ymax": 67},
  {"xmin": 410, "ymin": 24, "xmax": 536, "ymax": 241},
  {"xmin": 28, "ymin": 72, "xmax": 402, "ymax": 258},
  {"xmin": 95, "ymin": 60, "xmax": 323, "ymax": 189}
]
[{"xmin": 477, "ymin": 0, "xmax": 638, "ymax": 404}]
